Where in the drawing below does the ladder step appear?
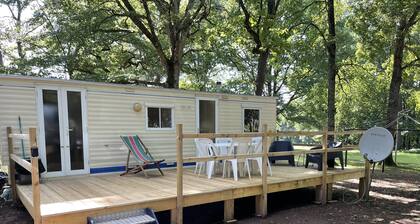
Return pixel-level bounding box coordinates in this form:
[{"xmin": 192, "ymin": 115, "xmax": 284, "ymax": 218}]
[{"xmin": 88, "ymin": 208, "xmax": 159, "ymax": 224}]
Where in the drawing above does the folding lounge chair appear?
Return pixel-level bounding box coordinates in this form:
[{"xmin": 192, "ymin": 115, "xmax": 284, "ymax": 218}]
[{"xmin": 120, "ymin": 135, "xmax": 165, "ymax": 177}]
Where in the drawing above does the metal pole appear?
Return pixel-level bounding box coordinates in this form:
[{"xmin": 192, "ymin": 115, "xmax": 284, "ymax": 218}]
[
  {"xmin": 394, "ymin": 113, "xmax": 399, "ymax": 164},
  {"xmin": 18, "ymin": 116, "xmax": 26, "ymax": 158}
]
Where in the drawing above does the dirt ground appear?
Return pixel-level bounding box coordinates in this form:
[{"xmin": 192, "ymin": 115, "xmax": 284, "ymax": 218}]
[
  {"xmin": 239, "ymin": 167, "xmax": 420, "ymax": 224},
  {"xmin": 0, "ymin": 167, "xmax": 418, "ymax": 224}
]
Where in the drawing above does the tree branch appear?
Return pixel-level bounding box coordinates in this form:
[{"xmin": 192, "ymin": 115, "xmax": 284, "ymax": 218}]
[
  {"xmin": 406, "ymin": 4, "xmax": 420, "ymax": 28},
  {"xmin": 238, "ymin": 0, "xmax": 262, "ymax": 52},
  {"xmin": 402, "ymin": 57, "xmax": 420, "ymax": 69},
  {"xmin": 117, "ymin": 0, "xmax": 168, "ymax": 63}
]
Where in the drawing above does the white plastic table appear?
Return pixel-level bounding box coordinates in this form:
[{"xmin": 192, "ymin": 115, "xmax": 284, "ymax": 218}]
[{"xmin": 206, "ymin": 142, "xmax": 239, "ymax": 180}]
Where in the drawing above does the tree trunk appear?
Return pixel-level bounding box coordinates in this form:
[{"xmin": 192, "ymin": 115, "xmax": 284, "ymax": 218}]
[
  {"xmin": 326, "ymin": 0, "xmax": 337, "ymax": 141},
  {"xmin": 385, "ymin": 23, "xmax": 406, "ymax": 166},
  {"xmin": 16, "ymin": 0, "xmax": 25, "ymax": 61},
  {"xmin": 165, "ymin": 59, "xmax": 181, "ymax": 88},
  {"xmin": 255, "ymin": 49, "xmax": 270, "ymax": 96},
  {"xmin": 0, "ymin": 50, "xmax": 4, "ymax": 67},
  {"xmin": 67, "ymin": 64, "xmax": 74, "ymax": 80},
  {"xmin": 267, "ymin": 67, "xmax": 273, "ymax": 96}
]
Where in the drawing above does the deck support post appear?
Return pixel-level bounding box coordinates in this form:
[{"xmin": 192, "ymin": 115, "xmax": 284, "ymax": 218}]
[
  {"xmin": 358, "ymin": 177, "xmax": 366, "ymax": 199},
  {"xmin": 320, "ymin": 128, "xmax": 328, "ymax": 205},
  {"xmin": 256, "ymin": 124, "xmax": 269, "ymax": 217},
  {"xmin": 170, "ymin": 209, "xmax": 177, "ymax": 224},
  {"xmin": 358, "ymin": 159, "xmax": 371, "ymax": 200},
  {"xmin": 314, "ymin": 185, "xmax": 321, "ymax": 203},
  {"xmin": 7, "ymin": 127, "xmax": 17, "ymax": 202},
  {"xmin": 224, "ymin": 199, "xmax": 235, "ymax": 223},
  {"xmin": 255, "ymin": 195, "xmax": 263, "ymax": 216},
  {"xmin": 175, "ymin": 124, "xmax": 184, "ymax": 224},
  {"xmin": 327, "ymin": 183, "xmax": 333, "ymax": 201},
  {"xmin": 363, "ymin": 159, "xmax": 371, "ymax": 200}
]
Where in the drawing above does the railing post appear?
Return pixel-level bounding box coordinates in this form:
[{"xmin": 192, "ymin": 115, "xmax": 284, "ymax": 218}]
[
  {"xmin": 175, "ymin": 124, "xmax": 183, "ymax": 224},
  {"xmin": 256, "ymin": 124, "xmax": 268, "ymax": 217},
  {"xmin": 6, "ymin": 127, "xmax": 17, "ymax": 201},
  {"xmin": 31, "ymin": 146, "xmax": 41, "ymax": 224},
  {"xmin": 29, "ymin": 128, "xmax": 37, "ymax": 148},
  {"xmin": 29, "ymin": 128, "xmax": 41, "ymax": 224},
  {"xmin": 321, "ymin": 128, "xmax": 328, "ymax": 205}
]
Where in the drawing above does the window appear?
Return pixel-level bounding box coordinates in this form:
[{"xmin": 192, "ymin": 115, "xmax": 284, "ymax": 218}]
[
  {"xmin": 147, "ymin": 107, "xmax": 173, "ymax": 129},
  {"xmin": 243, "ymin": 109, "xmax": 260, "ymax": 132}
]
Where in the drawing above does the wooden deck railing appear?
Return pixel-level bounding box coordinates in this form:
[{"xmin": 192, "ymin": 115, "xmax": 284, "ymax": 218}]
[
  {"xmin": 7, "ymin": 127, "xmax": 41, "ymax": 224},
  {"xmin": 5, "ymin": 125, "xmax": 366, "ymax": 224},
  {"xmin": 175, "ymin": 124, "xmax": 367, "ymax": 224}
]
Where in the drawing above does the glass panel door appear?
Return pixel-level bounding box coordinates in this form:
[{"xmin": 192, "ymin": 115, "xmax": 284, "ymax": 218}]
[
  {"xmin": 199, "ymin": 100, "xmax": 216, "ymax": 133},
  {"xmin": 42, "ymin": 90, "xmax": 62, "ymax": 172},
  {"xmin": 66, "ymin": 91, "xmax": 85, "ymax": 170},
  {"xmin": 39, "ymin": 88, "xmax": 88, "ymax": 176}
]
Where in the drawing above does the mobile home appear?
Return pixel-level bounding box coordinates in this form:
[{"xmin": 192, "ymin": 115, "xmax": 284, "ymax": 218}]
[{"xmin": 0, "ymin": 75, "xmax": 277, "ymax": 177}]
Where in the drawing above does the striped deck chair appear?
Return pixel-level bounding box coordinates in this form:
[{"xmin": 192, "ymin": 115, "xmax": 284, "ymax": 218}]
[{"xmin": 120, "ymin": 135, "xmax": 165, "ymax": 177}]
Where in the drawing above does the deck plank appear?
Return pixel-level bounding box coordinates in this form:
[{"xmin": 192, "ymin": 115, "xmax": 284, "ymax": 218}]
[{"xmin": 16, "ymin": 166, "xmax": 364, "ymax": 224}]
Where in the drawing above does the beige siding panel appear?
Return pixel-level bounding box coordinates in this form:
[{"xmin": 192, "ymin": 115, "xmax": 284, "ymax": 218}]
[
  {"xmin": 261, "ymin": 103, "xmax": 277, "ymax": 131},
  {"xmin": 87, "ymin": 92, "xmax": 196, "ymax": 168},
  {"xmin": 219, "ymin": 100, "xmax": 276, "ymax": 133},
  {"xmin": 0, "ymin": 76, "xmax": 276, "ymax": 104},
  {"xmin": 0, "ymin": 77, "xmax": 277, "ymax": 172},
  {"xmin": 218, "ymin": 100, "xmax": 242, "ymax": 133},
  {"xmin": 0, "ymin": 86, "xmax": 37, "ymax": 165},
  {"xmin": 87, "ymin": 92, "xmax": 276, "ymax": 169}
]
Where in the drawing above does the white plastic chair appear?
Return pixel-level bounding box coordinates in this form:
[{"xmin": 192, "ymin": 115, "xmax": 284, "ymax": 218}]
[
  {"xmin": 246, "ymin": 137, "xmax": 272, "ymax": 179},
  {"xmin": 203, "ymin": 139, "xmax": 219, "ymax": 179},
  {"xmin": 193, "ymin": 138, "xmax": 218, "ymax": 179},
  {"xmin": 215, "ymin": 138, "xmax": 233, "ymax": 156},
  {"xmin": 221, "ymin": 142, "xmax": 238, "ymax": 181},
  {"xmin": 235, "ymin": 142, "xmax": 252, "ymax": 178},
  {"xmin": 194, "ymin": 138, "xmax": 212, "ymax": 176}
]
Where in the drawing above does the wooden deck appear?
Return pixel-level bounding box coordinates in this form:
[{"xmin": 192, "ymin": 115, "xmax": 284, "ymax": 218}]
[{"xmin": 17, "ymin": 166, "xmax": 365, "ymax": 224}]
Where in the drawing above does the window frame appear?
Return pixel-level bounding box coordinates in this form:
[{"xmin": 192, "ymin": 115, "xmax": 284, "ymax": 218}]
[
  {"xmin": 242, "ymin": 107, "xmax": 261, "ymax": 133},
  {"xmin": 145, "ymin": 104, "xmax": 175, "ymax": 130}
]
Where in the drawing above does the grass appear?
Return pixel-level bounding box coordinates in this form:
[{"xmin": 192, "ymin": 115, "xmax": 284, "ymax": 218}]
[
  {"xmin": 293, "ymin": 145, "xmax": 420, "ymax": 172},
  {"xmin": 346, "ymin": 150, "xmax": 420, "ymax": 172}
]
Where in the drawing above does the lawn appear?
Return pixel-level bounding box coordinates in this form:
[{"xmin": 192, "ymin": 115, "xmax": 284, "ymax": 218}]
[
  {"xmin": 345, "ymin": 150, "xmax": 420, "ymax": 172},
  {"xmin": 293, "ymin": 145, "xmax": 420, "ymax": 172}
]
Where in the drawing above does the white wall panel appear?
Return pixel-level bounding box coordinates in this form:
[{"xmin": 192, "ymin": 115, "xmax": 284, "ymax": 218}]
[
  {"xmin": 0, "ymin": 86, "xmax": 37, "ymax": 165},
  {"xmin": 0, "ymin": 76, "xmax": 277, "ymax": 172}
]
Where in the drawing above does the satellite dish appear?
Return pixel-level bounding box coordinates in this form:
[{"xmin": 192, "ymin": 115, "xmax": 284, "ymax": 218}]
[{"xmin": 359, "ymin": 127, "xmax": 394, "ymax": 162}]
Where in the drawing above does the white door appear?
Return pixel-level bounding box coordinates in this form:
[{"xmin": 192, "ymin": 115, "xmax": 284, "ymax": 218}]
[
  {"xmin": 37, "ymin": 88, "xmax": 89, "ymax": 177},
  {"xmin": 196, "ymin": 98, "xmax": 218, "ymax": 133}
]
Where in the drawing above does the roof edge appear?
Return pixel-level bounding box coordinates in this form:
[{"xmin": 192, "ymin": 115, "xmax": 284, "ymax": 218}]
[{"xmin": 0, "ymin": 74, "xmax": 278, "ymax": 101}]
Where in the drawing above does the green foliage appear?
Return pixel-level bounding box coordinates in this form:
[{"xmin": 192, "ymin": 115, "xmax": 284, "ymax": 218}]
[{"xmin": 0, "ymin": 0, "xmax": 418, "ymax": 131}]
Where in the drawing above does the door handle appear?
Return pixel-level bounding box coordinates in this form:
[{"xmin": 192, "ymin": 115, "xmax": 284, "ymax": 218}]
[{"xmin": 68, "ymin": 128, "xmax": 74, "ymax": 131}]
